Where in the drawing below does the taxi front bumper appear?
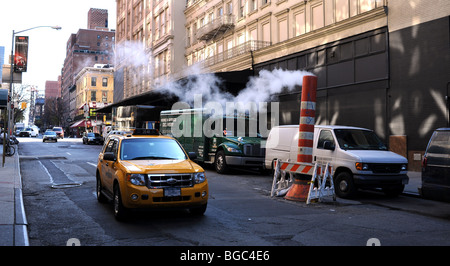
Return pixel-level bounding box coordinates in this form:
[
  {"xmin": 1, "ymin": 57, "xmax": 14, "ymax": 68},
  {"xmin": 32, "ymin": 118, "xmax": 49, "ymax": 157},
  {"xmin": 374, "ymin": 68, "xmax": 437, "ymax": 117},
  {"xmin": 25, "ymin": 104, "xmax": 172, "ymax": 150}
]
[{"xmin": 122, "ymin": 181, "xmax": 208, "ymax": 209}]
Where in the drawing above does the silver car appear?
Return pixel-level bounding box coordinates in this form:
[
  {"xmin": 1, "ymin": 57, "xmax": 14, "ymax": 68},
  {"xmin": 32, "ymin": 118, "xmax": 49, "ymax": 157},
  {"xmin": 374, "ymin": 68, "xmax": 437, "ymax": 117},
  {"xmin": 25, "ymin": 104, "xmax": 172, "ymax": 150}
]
[{"xmin": 43, "ymin": 131, "xmax": 58, "ymax": 142}]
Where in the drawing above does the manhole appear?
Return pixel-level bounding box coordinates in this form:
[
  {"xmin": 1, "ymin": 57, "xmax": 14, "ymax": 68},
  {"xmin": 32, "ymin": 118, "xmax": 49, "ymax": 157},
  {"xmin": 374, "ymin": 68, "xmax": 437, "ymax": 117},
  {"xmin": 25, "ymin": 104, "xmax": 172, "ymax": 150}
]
[{"xmin": 51, "ymin": 183, "xmax": 82, "ymax": 189}]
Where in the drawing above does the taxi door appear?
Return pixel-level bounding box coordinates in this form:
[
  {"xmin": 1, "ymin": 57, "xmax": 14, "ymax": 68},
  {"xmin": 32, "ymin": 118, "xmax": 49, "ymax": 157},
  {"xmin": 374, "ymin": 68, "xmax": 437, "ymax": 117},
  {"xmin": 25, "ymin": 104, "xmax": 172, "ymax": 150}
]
[{"xmin": 100, "ymin": 138, "xmax": 119, "ymax": 192}]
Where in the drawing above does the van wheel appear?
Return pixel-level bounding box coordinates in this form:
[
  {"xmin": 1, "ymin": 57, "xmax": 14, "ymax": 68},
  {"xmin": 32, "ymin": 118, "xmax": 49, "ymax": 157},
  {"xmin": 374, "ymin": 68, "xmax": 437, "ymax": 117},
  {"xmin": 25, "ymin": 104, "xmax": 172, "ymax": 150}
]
[
  {"xmin": 215, "ymin": 150, "xmax": 228, "ymax": 174},
  {"xmin": 334, "ymin": 171, "xmax": 356, "ymax": 198}
]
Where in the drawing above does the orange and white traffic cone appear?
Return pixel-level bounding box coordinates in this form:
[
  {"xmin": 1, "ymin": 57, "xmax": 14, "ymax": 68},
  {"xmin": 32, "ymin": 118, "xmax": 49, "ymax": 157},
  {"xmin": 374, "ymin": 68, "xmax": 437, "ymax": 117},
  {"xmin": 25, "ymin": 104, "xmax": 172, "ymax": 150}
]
[{"xmin": 285, "ymin": 75, "xmax": 317, "ymax": 202}]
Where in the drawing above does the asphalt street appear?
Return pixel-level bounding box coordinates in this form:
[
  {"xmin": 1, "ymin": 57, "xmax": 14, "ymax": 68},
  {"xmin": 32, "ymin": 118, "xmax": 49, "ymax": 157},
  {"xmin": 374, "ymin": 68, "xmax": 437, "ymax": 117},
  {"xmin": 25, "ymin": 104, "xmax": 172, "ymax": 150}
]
[{"xmin": 17, "ymin": 137, "xmax": 450, "ymax": 246}]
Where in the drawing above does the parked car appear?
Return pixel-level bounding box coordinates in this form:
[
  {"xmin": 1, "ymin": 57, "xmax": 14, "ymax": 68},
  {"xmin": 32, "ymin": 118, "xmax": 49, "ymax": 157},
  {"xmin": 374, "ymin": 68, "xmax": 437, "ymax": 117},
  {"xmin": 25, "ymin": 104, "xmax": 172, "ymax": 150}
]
[
  {"xmin": 83, "ymin": 132, "xmax": 103, "ymax": 145},
  {"xmin": 96, "ymin": 129, "xmax": 208, "ymax": 220},
  {"xmin": 52, "ymin": 127, "xmax": 64, "ymax": 139},
  {"xmin": 421, "ymin": 128, "xmax": 450, "ymax": 202},
  {"xmin": 43, "ymin": 131, "xmax": 58, "ymax": 142},
  {"xmin": 265, "ymin": 125, "xmax": 409, "ymax": 198},
  {"xmin": 18, "ymin": 127, "xmax": 38, "ymax": 137}
]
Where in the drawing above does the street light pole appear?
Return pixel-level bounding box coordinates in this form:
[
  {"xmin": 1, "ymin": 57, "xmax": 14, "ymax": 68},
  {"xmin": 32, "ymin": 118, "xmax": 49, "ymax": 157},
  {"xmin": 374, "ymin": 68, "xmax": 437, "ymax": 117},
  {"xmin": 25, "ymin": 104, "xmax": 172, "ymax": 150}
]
[{"xmin": 2, "ymin": 25, "xmax": 61, "ymax": 167}]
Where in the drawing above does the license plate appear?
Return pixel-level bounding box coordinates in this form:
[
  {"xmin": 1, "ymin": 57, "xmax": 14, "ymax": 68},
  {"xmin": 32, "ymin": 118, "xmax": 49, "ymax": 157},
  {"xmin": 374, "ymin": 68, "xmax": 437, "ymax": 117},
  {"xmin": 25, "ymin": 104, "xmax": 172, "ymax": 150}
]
[{"xmin": 164, "ymin": 187, "xmax": 181, "ymax": 197}]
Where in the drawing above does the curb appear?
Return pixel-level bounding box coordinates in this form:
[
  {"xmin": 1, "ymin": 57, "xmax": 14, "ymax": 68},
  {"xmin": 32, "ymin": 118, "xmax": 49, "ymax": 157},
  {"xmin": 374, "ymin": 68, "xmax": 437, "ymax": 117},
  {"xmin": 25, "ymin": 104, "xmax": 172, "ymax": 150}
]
[{"xmin": 14, "ymin": 147, "xmax": 29, "ymax": 246}]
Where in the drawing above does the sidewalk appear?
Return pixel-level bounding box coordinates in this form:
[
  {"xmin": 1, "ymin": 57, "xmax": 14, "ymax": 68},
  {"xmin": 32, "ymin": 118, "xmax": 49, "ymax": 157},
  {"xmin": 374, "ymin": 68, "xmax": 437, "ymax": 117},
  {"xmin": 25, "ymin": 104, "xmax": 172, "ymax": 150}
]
[
  {"xmin": 404, "ymin": 171, "xmax": 422, "ymax": 196},
  {"xmin": 0, "ymin": 145, "xmax": 29, "ymax": 246}
]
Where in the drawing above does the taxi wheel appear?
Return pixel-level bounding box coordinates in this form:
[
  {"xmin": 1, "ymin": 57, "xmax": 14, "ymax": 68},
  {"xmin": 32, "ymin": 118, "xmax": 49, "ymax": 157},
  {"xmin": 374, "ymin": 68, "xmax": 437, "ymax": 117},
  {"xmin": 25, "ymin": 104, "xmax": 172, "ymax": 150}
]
[
  {"xmin": 190, "ymin": 204, "xmax": 207, "ymax": 216},
  {"xmin": 96, "ymin": 176, "xmax": 108, "ymax": 203},
  {"xmin": 113, "ymin": 184, "xmax": 128, "ymax": 221}
]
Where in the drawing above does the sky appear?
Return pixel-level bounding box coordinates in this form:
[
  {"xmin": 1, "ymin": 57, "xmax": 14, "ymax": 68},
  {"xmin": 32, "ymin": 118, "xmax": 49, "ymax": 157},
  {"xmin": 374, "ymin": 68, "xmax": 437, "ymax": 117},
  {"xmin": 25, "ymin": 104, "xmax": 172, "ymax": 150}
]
[{"xmin": 0, "ymin": 0, "xmax": 117, "ymax": 96}]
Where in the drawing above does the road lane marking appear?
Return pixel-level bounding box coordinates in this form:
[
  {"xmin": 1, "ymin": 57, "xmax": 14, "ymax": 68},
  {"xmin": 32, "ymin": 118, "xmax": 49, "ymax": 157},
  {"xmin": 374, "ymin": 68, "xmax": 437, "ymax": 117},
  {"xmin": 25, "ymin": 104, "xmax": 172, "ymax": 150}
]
[
  {"xmin": 38, "ymin": 160, "xmax": 54, "ymax": 184},
  {"xmin": 87, "ymin": 162, "xmax": 97, "ymax": 168}
]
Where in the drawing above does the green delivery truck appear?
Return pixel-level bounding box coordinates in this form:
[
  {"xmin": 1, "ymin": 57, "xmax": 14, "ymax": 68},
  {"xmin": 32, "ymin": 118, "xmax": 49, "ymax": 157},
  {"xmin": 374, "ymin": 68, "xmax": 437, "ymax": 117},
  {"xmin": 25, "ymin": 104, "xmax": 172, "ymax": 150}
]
[{"xmin": 160, "ymin": 108, "xmax": 265, "ymax": 174}]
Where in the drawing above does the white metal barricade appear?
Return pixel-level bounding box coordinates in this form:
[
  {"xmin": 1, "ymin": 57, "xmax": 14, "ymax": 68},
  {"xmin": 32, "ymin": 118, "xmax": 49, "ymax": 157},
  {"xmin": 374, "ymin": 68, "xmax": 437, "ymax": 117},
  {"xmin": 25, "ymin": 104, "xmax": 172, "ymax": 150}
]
[{"xmin": 271, "ymin": 159, "xmax": 336, "ymax": 204}]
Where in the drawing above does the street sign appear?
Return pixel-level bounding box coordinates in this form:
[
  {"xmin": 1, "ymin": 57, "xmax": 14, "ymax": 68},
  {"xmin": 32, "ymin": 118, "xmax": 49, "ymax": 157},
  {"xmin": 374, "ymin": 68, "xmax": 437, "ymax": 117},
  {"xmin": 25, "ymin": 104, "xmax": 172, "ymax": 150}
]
[{"xmin": 0, "ymin": 89, "xmax": 8, "ymax": 108}]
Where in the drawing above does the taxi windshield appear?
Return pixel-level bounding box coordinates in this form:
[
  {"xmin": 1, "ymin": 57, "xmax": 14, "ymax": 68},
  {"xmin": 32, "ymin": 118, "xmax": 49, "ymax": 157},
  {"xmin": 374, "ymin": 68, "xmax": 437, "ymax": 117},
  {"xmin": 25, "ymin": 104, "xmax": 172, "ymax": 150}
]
[{"xmin": 120, "ymin": 138, "xmax": 187, "ymax": 160}]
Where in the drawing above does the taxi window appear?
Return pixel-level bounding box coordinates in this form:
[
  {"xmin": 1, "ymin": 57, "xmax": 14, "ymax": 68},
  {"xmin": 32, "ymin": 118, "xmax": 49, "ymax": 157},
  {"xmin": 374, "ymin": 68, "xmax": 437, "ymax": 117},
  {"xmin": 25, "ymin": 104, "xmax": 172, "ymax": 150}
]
[
  {"xmin": 104, "ymin": 138, "xmax": 118, "ymax": 154},
  {"xmin": 120, "ymin": 138, "xmax": 187, "ymax": 160}
]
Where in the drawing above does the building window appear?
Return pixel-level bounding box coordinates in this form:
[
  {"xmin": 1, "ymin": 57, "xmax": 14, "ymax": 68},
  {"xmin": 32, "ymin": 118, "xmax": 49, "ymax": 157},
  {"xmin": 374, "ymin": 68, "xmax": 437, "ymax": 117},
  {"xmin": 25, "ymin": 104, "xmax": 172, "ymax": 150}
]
[
  {"xmin": 250, "ymin": 0, "xmax": 257, "ymax": 12},
  {"xmin": 294, "ymin": 11, "xmax": 306, "ymax": 36},
  {"xmin": 91, "ymin": 90, "xmax": 97, "ymax": 102},
  {"xmin": 239, "ymin": 0, "xmax": 245, "ymax": 18},
  {"xmin": 335, "ymin": 0, "xmax": 349, "ymax": 22},
  {"xmin": 312, "ymin": 3, "xmax": 324, "ymax": 30},
  {"xmin": 227, "ymin": 1, "xmax": 233, "ymax": 15},
  {"xmin": 278, "ymin": 18, "xmax": 288, "ymax": 42},
  {"xmin": 102, "ymin": 77, "xmax": 108, "ymax": 87},
  {"xmin": 102, "ymin": 91, "xmax": 108, "ymax": 102},
  {"xmin": 91, "ymin": 77, "xmax": 97, "ymax": 86}
]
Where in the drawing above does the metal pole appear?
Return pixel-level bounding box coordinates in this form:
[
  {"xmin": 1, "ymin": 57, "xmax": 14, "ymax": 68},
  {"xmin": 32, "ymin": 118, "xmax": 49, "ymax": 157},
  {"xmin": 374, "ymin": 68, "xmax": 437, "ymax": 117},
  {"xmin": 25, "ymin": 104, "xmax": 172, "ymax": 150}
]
[
  {"xmin": 2, "ymin": 26, "xmax": 61, "ymax": 167},
  {"xmin": 2, "ymin": 30, "xmax": 14, "ymax": 167}
]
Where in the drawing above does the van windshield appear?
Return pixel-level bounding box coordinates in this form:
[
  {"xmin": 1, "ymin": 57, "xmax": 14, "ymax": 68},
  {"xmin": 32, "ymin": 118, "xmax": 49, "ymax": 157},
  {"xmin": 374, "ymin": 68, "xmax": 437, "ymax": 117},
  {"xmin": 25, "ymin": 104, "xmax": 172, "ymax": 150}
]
[{"xmin": 334, "ymin": 129, "xmax": 387, "ymax": 151}]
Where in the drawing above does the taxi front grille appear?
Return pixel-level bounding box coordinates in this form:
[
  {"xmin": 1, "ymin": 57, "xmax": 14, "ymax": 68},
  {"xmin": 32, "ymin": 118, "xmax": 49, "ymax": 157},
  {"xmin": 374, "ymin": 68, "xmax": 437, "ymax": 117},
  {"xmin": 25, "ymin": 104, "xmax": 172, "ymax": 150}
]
[
  {"xmin": 153, "ymin": 196, "xmax": 191, "ymax": 202},
  {"xmin": 146, "ymin": 174, "xmax": 193, "ymax": 189}
]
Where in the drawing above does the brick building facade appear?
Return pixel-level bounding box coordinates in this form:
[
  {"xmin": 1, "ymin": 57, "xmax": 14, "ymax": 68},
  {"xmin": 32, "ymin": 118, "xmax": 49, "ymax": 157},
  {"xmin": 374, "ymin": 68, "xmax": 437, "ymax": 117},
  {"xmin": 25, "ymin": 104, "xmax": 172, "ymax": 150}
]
[{"xmin": 60, "ymin": 8, "xmax": 115, "ymax": 130}]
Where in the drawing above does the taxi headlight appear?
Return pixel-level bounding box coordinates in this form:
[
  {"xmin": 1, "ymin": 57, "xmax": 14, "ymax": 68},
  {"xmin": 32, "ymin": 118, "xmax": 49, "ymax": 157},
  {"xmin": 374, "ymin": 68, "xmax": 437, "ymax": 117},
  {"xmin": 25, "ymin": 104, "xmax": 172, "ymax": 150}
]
[
  {"xmin": 194, "ymin": 172, "xmax": 206, "ymax": 184},
  {"xmin": 128, "ymin": 174, "xmax": 146, "ymax": 186}
]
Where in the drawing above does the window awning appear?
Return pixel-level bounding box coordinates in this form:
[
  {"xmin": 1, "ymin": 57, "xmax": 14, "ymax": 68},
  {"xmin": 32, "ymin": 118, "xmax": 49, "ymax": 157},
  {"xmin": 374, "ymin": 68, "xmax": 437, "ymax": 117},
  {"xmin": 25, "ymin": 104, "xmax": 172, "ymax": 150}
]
[{"xmin": 70, "ymin": 120, "xmax": 92, "ymax": 128}]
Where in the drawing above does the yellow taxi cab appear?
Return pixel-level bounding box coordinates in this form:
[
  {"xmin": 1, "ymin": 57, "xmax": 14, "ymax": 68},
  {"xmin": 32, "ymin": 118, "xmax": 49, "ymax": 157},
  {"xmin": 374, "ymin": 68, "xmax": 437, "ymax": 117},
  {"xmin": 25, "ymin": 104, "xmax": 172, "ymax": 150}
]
[{"xmin": 96, "ymin": 129, "xmax": 208, "ymax": 220}]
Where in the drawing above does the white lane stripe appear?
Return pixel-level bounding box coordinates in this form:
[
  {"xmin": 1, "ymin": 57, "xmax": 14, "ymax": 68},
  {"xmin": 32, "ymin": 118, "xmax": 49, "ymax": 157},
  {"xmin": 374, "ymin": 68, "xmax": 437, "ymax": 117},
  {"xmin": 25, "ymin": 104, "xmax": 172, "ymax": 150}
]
[{"xmin": 38, "ymin": 160, "xmax": 54, "ymax": 184}]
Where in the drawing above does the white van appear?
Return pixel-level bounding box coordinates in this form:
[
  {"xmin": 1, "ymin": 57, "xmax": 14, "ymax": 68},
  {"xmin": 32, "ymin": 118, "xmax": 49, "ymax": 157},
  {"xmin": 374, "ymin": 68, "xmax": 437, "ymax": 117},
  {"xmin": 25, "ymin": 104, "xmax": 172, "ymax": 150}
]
[{"xmin": 265, "ymin": 125, "xmax": 409, "ymax": 198}]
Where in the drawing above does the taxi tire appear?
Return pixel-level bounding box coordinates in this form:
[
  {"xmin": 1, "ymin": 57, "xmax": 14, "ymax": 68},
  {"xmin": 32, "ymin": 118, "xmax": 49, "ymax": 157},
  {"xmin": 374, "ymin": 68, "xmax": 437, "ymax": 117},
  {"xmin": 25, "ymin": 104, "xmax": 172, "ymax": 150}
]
[
  {"xmin": 96, "ymin": 177, "xmax": 108, "ymax": 203},
  {"xmin": 113, "ymin": 184, "xmax": 128, "ymax": 221},
  {"xmin": 189, "ymin": 204, "xmax": 207, "ymax": 216}
]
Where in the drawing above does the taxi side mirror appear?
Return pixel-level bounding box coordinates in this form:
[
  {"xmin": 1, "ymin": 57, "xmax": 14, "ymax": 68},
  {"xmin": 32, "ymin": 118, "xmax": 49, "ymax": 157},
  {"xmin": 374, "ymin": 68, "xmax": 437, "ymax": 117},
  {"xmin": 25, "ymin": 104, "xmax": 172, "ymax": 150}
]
[
  {"xmin": 103, "ymin": 152, "xmax": 116, "ymax": 161},
  {"xmin": 188, "ymin": 152, "xmax": 197, "ymax": 160}
]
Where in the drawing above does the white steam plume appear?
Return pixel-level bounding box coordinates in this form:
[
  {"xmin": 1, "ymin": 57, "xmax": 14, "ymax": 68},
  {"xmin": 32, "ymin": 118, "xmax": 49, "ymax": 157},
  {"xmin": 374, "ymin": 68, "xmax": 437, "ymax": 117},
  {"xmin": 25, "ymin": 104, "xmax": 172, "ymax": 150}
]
[
  {"xmin": 116, "ymin": 41, "xmax": 314, "ymax": 106},
  {"xmin": 235, "ymin": 68, "xmax": 313, "ymax": 104}
]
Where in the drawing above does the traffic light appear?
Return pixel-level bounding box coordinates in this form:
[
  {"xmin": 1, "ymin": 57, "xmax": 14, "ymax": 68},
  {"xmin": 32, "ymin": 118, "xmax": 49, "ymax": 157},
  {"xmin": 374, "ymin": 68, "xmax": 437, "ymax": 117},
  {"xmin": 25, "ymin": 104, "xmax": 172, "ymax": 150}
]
[{"xmin": 21, "ymin": 102, "xmax": 27, "ymax": 109}]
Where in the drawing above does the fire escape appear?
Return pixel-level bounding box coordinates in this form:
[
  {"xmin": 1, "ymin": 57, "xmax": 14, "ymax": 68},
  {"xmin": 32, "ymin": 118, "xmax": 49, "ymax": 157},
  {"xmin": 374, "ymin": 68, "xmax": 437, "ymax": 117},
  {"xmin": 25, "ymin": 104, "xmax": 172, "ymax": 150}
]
[{"xmin": 196, "ymin": 15, "xmax": 235, "ymax": 41}]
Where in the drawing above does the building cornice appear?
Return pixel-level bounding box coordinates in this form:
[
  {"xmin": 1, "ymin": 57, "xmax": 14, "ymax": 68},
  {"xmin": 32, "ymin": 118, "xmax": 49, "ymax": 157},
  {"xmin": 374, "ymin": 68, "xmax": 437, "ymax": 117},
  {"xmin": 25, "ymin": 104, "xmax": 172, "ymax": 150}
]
[{"xmin": 254, "ymin": 6, "xmax": 387, "ymax": 65}]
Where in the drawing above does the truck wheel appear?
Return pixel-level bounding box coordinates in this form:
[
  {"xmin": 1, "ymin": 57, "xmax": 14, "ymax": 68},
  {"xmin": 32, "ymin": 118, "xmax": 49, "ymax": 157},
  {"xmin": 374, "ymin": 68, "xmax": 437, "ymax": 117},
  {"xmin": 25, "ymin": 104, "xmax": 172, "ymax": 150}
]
[
  {"xmin": 215, "ymin": 150, "xmax": 228, "ymax": 174},
  {"xmin": 334, "ymin": 171, "xmax": 356, "ymax": 198}
]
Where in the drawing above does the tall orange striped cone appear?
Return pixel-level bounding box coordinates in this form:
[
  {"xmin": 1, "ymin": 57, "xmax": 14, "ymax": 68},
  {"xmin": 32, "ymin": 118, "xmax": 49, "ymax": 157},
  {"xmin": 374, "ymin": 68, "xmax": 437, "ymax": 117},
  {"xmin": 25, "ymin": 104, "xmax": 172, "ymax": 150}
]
[{"xmin": 285, "ymin": 75, "xmax": 317, "ymax": 202}]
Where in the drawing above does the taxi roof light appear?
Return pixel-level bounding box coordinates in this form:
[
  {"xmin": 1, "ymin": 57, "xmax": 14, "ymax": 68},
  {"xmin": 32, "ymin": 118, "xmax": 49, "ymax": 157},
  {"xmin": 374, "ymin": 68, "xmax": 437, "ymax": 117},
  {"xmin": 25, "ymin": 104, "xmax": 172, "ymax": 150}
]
[{"xmin": 132, "ymin": 128, "xmax": 161, "ymax": 136}]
